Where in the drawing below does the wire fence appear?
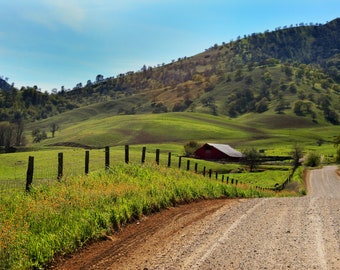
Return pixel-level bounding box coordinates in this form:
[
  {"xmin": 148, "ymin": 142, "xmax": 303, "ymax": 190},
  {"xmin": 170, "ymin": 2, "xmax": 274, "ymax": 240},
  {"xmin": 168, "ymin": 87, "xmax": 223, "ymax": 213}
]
[{"xmin": 0, "ymin": 145, "xmax": 294, "ymax": 194}]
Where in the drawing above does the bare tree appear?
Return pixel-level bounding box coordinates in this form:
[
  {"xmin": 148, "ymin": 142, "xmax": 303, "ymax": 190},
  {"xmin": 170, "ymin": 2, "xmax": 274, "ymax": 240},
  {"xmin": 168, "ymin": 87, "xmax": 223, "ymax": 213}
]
[
  {"xmin": 290, "ymin": 144, "xmax": 304, "ymax": 169},
  {"xmin": 50, "ymin": 123, "xmax": 60, "ymax": 138}
]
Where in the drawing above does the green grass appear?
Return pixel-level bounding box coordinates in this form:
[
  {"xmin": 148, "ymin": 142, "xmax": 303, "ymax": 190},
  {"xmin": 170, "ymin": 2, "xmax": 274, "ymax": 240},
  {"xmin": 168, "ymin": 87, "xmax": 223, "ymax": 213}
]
[
  {"xmin": 2, "ymin": 110, "xmax": 339, "ymax": 269},
  {"xmin": 24, "ymin": 112, "xmax": 340, "ymax": 153},
  {"xmin": 0, "ymin": 163, "xmax": 278, "ymax": 270},
  {"xmin": 223, "ymin": 169, "xmax": 291, "ymax": 189}
]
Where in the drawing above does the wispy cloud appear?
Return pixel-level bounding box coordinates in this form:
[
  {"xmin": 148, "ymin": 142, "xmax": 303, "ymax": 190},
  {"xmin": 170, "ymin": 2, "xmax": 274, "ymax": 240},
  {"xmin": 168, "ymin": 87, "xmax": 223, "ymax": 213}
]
[{"xmin": 24, "ymin": 0, "xmax": 87, "ymax": 32}]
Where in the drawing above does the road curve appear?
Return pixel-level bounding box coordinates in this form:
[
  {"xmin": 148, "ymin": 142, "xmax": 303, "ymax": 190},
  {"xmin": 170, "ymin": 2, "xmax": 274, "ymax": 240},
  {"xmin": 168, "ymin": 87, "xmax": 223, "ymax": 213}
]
[{"xmin": 52, "ymin": 166, "xmax": 340, "ymax": 270}]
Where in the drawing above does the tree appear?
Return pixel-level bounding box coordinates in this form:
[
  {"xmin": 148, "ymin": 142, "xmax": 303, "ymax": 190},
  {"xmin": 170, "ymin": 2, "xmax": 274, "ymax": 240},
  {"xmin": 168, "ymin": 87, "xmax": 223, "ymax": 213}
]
[
  {"xmin": 184, "ymin": 141, "xmax": 200, "ymax": 156},
  {"xmin": 96, "ymin": 74, "xmax": 104, "ymax": 83},
  {"xmin": 275, "ymin": 99, "xmax": 287, "ymax": 114},
  {"xmin": 290, "ymin": 144, "xmax": 304, "ymax": 169},
  {"xmin": 50, "ymin": 123, "xmax": 60, "ymax": 138},
  {"xmin": 255, "ymin": 98, "xmax": 269, "ymax": 113},
  {"xmin": 32, "ymin": 129, "xmax": 47, "ymax": 143},
  {"xmin": 324, "ymin": 109, "xmax": 339, "ymax": 125},
  {"xmin": 334, "ymin": 135, "xmax": 340, "ymax": 148},
  {"xmin": 333, "ymin": 135, "xmax": 340, "ymax": 163},
  {"xmin": 14, "ymin": 120, "xmax": 25, "ymax": 146},
  {"xmin": 262, "ymin": 71, "xmax": 272, "ymax": 85},
  {"xmin": 243, "ymin": 147, "xmax": 261, "ymax": 172}
]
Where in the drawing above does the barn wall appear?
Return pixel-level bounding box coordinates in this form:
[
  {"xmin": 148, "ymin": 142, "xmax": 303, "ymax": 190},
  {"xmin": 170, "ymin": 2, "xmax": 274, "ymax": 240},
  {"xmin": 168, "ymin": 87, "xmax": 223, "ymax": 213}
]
[
  {"xmin": 195, "ymin": 147, "xmax": 227, "ymax": 160},
  {"xmin": 194, "ymin": 145, "xmax": 242, "ymax": 162}
]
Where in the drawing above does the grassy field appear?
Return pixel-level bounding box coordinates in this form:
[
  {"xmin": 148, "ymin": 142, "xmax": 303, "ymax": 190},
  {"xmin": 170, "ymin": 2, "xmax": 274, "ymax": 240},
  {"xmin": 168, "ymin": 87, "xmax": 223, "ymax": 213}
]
[
  {"xmin": 1, "ymin": 111, "xmax": 339, "ymax": 269},
  {"xmin": 25, "ymin": 112, "xmax": 340, "ymax": 149},
  {"xmin": 0, "ymin": 162, "xmax": 290, "ymax": 270}
]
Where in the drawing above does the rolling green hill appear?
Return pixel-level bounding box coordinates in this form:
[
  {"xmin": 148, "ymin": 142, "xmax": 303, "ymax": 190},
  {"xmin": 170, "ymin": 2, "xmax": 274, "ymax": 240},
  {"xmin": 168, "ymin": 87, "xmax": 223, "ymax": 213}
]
[{"xmin": 25, "ymin": 112, "xmax": 339, "ymax": 153}]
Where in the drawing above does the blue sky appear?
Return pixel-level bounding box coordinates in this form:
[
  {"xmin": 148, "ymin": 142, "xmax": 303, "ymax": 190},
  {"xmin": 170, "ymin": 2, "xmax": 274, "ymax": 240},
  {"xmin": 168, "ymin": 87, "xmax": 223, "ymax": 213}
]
[{"xmin": 0, "ymin": 0, "xmax": 339, "ymax": 92}]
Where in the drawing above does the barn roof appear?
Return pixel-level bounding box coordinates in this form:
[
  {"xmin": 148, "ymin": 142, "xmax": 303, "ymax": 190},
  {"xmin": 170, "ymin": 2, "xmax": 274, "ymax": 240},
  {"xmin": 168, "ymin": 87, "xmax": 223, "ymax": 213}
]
[{"xmin": 206, "ymin": 143, "xmax": 243, "ymax": 158}]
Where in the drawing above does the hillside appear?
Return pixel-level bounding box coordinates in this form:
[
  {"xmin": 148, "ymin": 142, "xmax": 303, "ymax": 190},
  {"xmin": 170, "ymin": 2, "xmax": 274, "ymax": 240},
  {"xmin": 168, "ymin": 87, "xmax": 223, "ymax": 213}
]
[
  {"xmin": 0, "ymin": 78, "xmax": 11, "ymax": 91},
  {"xmin": 0, "ymin": 18, "xmax": 339, "ymax": 148},
  {"xmin": 57, "ymin": 18, "xmax": 340, "ymax": 120},
  {"xmin": 24, "ymin": 112, "xmax": 339, "ymax": 152}
]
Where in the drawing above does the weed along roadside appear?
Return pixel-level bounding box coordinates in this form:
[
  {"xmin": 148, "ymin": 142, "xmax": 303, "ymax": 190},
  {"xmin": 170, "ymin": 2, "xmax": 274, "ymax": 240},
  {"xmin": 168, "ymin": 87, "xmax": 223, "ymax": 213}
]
[{"xmin": 1, "ymin": 145, "xmax": 303, "ymax": 269}]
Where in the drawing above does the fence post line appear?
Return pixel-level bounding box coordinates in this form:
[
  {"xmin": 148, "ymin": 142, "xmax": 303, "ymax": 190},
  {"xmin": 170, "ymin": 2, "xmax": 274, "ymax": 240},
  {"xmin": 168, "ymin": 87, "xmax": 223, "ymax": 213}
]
[
  {"xmin": 178, "ymin": 156, "xmax": 182, "ymax": 169},
  {"xmin": 58, "ymin": 152, "xmax": 63, "ymax": 180},
  {"xmin": 209, "ymin": 169, "xmax": 212, "ymax": 178},
  {"xmin": 125, "ymin": 145, "xmax": 129, "ymax": 164},
  {"xmin": 226, "ymin": 176, "xmax": 229, "ymax": 184},
  {"xmin": 222, "ymin": 175, "xmax": 225, "ymax": 182},
  {"xmin": 186, "ymin": 160, "xmax": 190, "ymax": 171},
  {"xmin": 156, "ymin": 149, "xmax": 160, "ymax": 165},
  {"xmin": 85, "ymin": 150, "xmax": 90, "ymax": 175},
  {"xmin": 215, "ymin": 172, "xmax": 218, "ymax": 179},
  {"xmin": 141, "ymin": 146, "xmax": 146, "ymax": 164},
  {"xmin": 26, "ymin": 156, "xmax": 34, "ymax": 192},
  {"xmin": 203, "ymin": 166, "xmax": 206, "ymax": 176},
  {"xmin": 105, "ymin": 146, "xmax": 110, "ymax": 170},
  {"xmin": 167, "ymin": 152, "xmax": 171, "ymax": 167},
  {"xmin": 195, "ymin": 163, "xmax": 198, "ymax": 173}
]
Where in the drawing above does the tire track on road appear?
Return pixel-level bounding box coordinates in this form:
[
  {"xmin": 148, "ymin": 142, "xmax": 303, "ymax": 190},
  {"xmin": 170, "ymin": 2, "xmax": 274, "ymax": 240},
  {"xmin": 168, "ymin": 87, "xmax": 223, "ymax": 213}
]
[{"xmin": 189, "ymin": 199, "xmax": 268, "ymax": 269}]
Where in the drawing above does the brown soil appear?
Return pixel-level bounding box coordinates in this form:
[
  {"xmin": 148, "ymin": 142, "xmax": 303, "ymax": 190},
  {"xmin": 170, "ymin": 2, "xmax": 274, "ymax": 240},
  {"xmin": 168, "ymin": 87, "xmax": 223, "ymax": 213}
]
[{"xmin": 49, "ymin": 199, "xmax": 235, "ymax": 270}]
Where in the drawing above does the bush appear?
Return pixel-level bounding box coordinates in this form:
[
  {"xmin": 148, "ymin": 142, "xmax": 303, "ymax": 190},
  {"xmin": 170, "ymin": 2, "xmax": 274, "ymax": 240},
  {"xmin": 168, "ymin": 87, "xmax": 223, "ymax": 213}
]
[
  {"xmin": 335, "ymin": 148, "xmax": 340, "ymax": 164},
  {"xmin": 184, "ymin": 141, "xmax": 200, "ymax": 156},
  {"xmin": 304, "ymin": 151, "xmax": 321, "ymax": 167}
]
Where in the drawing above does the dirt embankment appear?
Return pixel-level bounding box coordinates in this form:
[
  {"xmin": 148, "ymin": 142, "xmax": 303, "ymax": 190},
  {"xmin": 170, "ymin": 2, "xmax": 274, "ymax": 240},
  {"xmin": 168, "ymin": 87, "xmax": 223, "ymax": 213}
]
[{"xmin": 51, "ymin": 166, "xmax": 340, "ymax": 270}]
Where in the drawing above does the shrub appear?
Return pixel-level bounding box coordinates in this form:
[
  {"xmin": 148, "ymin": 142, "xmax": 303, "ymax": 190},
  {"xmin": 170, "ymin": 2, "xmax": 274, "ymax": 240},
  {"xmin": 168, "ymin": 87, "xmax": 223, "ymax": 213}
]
[
  {"xmin": 304, "ymin": 151, "xmax": 321, "ymax": 167},
  {"xmin": 184, "ymin": 141, "xmax": 200, "ymax": 156},
  {"xmin": 335, "ymin": 148, "xmax": 340, "ymax": 164}
]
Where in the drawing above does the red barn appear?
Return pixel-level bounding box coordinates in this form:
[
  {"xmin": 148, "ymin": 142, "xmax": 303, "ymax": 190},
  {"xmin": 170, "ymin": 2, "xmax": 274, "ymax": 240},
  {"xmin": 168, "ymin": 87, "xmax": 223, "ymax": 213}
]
[{"xmin": 194, "ymin": 143, "xmax": 243, "ymax": 162}]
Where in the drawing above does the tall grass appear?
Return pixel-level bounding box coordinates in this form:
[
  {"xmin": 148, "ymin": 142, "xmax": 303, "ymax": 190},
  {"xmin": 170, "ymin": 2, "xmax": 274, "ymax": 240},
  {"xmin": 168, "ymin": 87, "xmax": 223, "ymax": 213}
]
[{"xmin": 0, "ymin": 163, "xmax": 276, "ymax": 269}]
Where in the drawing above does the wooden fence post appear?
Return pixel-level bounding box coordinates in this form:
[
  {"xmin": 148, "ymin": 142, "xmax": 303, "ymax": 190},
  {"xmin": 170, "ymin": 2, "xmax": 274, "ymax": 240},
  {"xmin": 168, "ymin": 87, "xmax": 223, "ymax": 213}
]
[
  {"xmin": 85, "ymin": 150, "xmax": 90, "ymax": 175},
  {"xmin": 222, "ymin": 175, "xmax": 225, "ymax": 182},
  {"xmin": 125, "ymin": 145, "xmax": 129, "ymax": 164},
  {"xmin": 141, "ymin": 146, "xmax": 146, "ymax": 163},
  {"xmin": 26, "ymin": 156, "xmax": 34, "ymax": 192},
  {"xmin": 186, "ymin": 160, "xmax": 190, "ymax": 171},
  {"xmin": 215, "ymin": 172, "xmax": 218, "ymax": 179},
  {"xmin": 105, "ymin": 146, "xmax": 110, "ymax": 170},
  {"xmin": 203, "ymin": 166, "xmax": 206, "ymax": 176},
  {"xmin": 167, "ymin": 152, "xmax": 171, "ymax": 167},
  {"xmin": 209, "ymin": 169, "xmax": 212, "ymax": 178},
  {"xmin": 195, "ymin": 163, "xmax": 198, "ymax": 173},
  {"xmin": 156, "ymin": 149, "xmax": 160, "ymax": 165},
  {"xmin": 178, "ymin": 156, "xmax": 182, "ymax": 169},
  {"xmin": 58, "ymin": 152, "xmax": 63, "ymax": 180}
]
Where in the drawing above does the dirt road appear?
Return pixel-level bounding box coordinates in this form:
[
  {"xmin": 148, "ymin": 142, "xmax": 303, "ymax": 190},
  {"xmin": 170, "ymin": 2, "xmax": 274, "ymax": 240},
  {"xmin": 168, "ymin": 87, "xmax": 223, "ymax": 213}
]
[{"xmin": 52, "ymin": 166, "xmax": 340, "ymax": 270}]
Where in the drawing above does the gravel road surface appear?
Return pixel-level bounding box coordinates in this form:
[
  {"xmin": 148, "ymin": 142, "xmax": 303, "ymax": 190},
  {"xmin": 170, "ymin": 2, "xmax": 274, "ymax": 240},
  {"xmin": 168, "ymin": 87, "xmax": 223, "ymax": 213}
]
[{"xmin": 52, "ymin": 166, "xmax": 340, "ymax": 270}]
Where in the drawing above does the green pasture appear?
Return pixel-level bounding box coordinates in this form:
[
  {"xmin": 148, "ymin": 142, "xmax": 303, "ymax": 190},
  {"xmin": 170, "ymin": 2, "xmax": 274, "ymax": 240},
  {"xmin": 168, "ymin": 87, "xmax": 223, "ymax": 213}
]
[
  {"xmin": 1, "ymin": 163, "xmax": 284, "ymax": 270},
  {"xmin": 223, "ymin": 169, "xmax": 290, "ymax": 189},
  {"xmin": 24, "ymin": 112, "xmax": 340, "ymax": 152}
]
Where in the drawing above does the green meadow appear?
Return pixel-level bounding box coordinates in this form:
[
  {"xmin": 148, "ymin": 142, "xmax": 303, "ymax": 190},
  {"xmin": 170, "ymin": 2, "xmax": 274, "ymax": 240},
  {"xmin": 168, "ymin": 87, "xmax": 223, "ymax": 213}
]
[
  {"xmin": 26, "ymin": 112, "xmax": 340, "ymax": 148},
  {"xmin": 1, "ymin": 111, "xmax": 339, "ymax": 269}
]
